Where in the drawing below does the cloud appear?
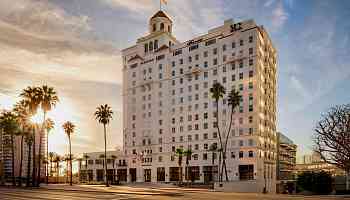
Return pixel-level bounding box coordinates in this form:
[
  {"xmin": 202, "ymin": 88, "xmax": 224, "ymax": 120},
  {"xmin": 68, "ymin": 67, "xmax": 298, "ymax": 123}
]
[
  {"xmin": 0, "ymin": 0, "xmax": 122, "ymax": 84},
  {"xmin": 271, "ymin": 1, "xmax": 289, "ymax": 30},
  {"xmin": 0, "ymin": 0, "xmax": 90, "ymax": 38},
  {"xmin": 101, "ymin": 0, "xmax": 155, "ymax": 13}
]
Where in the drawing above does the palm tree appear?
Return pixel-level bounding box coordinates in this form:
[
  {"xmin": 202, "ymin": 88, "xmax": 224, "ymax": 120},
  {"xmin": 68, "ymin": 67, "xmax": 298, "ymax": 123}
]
[
  {"xmin": 54, "ymin": 155, "xmax": 62, "ymax": 183},
  {"xmin": 94, "ymin": 104, "xmax": 113, "ymax": 187},
  {"xmin": 99, "ymin": 154, "xmax": 105, "ymax": 168},
  {"xmin": 48, "ymin": 152, "xmax": 56, "ymax": 178},
  {"xmin": 24, "ymin": 131, "xmax": 34, "ymax": 187},
  {"xmin": 175, "ymin": 148, "xmax": 184, "ymax": 184},
  {"xmin": 210, "ymin": 82, "xmax": 225, "ymax": 182},
  {"xmin": 83, "ymin": 154, "xmax": 89, "ymax": 169},
  {"xmin": 111, "ymin": 155, "xmax": 117, "ymax": 183},
  {"xmin": 37, "ymin": 85, "xmax": 59, "ymax": 186},
  {"xmin": 13, "ymin": 100, "xmax": 30, "ymax": 186},
  {"xmin": 44, "ymin": 118, "xmax": 54, "ymax": 184},
  {"xmin": 209, "ymin": 143, "xmax": 218, "ymax": 182},
  {"xmin": 20, "ymin": 86, "xmax": 42, "ymax": 186},
  {"xmin": 0, "ymin": 111, "xmax": 20, "ymax": 186},
  {"xmin": 221, "ymin": 89, "xmax": 241, "ymax": 181},
  {"xmin": 62, "ymin": 121, "xmax": 75, "ymax": 186},
  {"xmin": 63, "ymin": 155, "xmax": 70, "ymax": 183},
  {"xmin": 184, "ymin": 149, "xmax": 193, "ymax": 184}
]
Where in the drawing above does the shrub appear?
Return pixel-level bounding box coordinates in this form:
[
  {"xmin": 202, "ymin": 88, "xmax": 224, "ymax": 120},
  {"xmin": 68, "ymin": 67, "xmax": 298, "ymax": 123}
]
[{"xmin": 297, "ymin": 171, "xmax": 333, "ymax": 194}]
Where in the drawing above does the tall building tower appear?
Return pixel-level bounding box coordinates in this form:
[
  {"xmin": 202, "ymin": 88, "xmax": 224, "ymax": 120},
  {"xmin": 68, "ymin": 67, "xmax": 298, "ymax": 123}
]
[{"xmin": 122, "ymin": 10, "xmax": 277, "ymax": 193}]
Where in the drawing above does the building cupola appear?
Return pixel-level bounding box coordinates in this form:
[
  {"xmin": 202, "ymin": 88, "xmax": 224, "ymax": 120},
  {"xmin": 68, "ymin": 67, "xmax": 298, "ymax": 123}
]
[{"xmin": 149, "ymin": 10, "xmax": 173, "ymax": 34}]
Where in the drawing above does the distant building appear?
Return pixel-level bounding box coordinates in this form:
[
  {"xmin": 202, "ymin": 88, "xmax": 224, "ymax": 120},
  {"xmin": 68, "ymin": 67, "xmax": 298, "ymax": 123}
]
[
  {"xmin": 276, "ymin": 132, "xmax": 297, "ymax": 193},
  {"xmin": 78, "ymin": 151, "xmax": 127, "ymax": 183},
  {"xmin": 296, "ymin": 151, "xmax": 344, "ymax": 176},
  {"xmin": 0, "ymin": 125, "xmax": 45, "ymax": 182}
]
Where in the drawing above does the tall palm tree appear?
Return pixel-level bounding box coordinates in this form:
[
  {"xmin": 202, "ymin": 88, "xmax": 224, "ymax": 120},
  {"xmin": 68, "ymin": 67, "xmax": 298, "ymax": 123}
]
[
  {"xmin": 38, "ymin": 85, "xmax": 59, "ymax": 186},
  {"xmin": 210, "ymin": 82, "xmax": 225, "ymax": 182},
  {"xmin": 44, "ymin": 118, "xmax": 54, "ymax": 184},
  {"xmin": 62, "ymin": 121, "xmax": 75, "ymax": 186},
  {"xmin": 54, "ymin": 155, "xmax": 62, "ymax": 183},
  {"xmin": 184, "ymin": 149, "xmax": 193, "ymax": 184},
  {"xmin": 209, "ymin": 143, "xmax": 218, "ymax": 182},
  {"xmin": 63, "ymin": 155, "xmax": 70, "ymax": 183},
  {"xmin": 83, "ymin": 154, "xmax": 89, "ymax": 169},
  {"xmin": 48, "ymin": 152, "xmax": 56, "ymax": 178},
  {"xmin": 24, "ymin": 130, "xmax": 34, "ymax": 187},
  {"xmin": 13, "ymin": 100, "xmax": 30, "ymax": 186},
  {"xmin": 94, "ymin": 104, "xmax": 113, "ymax": 187},
  {"xmin": 0, "ymin": 111, "xmax": 20, "ymax": 186},
  {"xmin": 175, "ymin": 148, "xmax": 184, "ymax": 184},
  {"xmin": 20, "ymin": 86, "xmax": 41, "ymax": 186},
  {"xmin": 221, "ymin": 89, "xmax": 241, "ymax": 181},
  {"xmin": 111, "ymin": 155, "xmax": 117, "ymax": 183}
]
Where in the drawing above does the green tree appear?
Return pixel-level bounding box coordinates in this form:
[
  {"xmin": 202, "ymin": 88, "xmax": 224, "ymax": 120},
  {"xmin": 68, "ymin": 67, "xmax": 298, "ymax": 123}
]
[
  {"xmin": 62, "ymin": 121, "xmax": 75, "ymax": 186},
  {"xmin": 175, "ymin": 148, "xmax": 184, "ymax": 184},
  {"xmin": 0, "ymin": 111, "xmax": 20, "ymax": 186},
  {"xmin": 184, "ymin": 149, "xmax": 193, "ymax": 184},
  {"xmin": 44, "ymin": 118, "xmax": 54, "ymax": 184},
  {"xmin": 210, "ymin": 82, "xmax": 225, "ymax": 182},
  {"xmin": 20, "ymin": 86, "xmax": 42, "ymax": 186},
  {"xmin": 94, "ymin": 104, "xmax": 113, "ymax": 187},
  {"xmin": 297, "ymin": 171, "xmax": 333, "ymax": 194}
]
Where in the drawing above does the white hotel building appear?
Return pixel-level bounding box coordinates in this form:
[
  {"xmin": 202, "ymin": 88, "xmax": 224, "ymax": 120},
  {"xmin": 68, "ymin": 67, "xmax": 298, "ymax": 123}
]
[{"xmin": 121, "ymin": 10, "xmax": 277, "ymax": 193}]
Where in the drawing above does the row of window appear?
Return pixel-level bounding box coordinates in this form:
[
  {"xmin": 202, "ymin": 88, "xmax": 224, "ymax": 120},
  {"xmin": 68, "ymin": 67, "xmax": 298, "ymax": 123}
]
[{"xmin": 172, "ymin": 36, "xmax": 254, "ymax": 58}]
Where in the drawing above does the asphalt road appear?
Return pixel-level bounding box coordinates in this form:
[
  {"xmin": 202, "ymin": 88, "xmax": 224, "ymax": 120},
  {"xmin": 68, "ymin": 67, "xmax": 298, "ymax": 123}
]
[
  {"xmin": 0, "ymin": 187, "xmax": 145, "ymax": 200},
  {"xmin": 1, "ymin": 187, "xmax": 349, "ymax": 200}
]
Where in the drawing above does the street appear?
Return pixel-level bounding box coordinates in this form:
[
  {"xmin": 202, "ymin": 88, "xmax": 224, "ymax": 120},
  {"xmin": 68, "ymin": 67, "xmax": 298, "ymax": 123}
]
[{"xmin": 0, "ymin": 186, "xmax": 349, "ymax": 200}]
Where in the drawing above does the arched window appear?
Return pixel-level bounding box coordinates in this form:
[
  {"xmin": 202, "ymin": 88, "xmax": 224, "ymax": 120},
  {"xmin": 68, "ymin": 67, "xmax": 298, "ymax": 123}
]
[
  {"xmin": 153, "ymin": 24, "xmax": 156, "ymax": 32},
  {"xmin": 160, "ymin": 23, "xmax": 164, "ymax": 30},
  {"xmin": 149, "ymin": 41, "xmax": 153, "ymax": 51}
]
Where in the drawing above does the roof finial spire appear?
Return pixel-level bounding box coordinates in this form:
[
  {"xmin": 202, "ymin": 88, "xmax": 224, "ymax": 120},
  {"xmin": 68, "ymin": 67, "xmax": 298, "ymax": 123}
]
[{"xmin": 159, "ymin": 0, "xmax": 167, "ymax": 11}]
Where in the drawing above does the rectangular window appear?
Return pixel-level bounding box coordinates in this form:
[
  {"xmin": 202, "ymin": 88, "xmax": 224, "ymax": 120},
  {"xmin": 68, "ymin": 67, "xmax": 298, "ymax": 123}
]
[
  {"xmin": 204, "ymin": 51, "xmax": 208, "ymax": 57},
  {"xmin": 213, "ymin": 48, "xmax": 218, "ymax": 55},
  {"xmin": 249, "ymin": 70, "xmax": 254, "ymax": 77},
  {"xmin": 232, "ymin": 74, "xmax": 236, "ymax": 81}
]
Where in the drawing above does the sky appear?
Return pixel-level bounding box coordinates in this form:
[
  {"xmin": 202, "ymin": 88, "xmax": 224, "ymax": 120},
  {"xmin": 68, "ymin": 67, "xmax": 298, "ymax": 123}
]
[{"xmin": 0, "ymin": 0, "xmax": 349, "ymax": 159}]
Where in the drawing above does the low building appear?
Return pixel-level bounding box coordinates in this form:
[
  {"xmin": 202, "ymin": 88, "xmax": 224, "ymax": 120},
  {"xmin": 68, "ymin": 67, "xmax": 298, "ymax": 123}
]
[
  {"xmin": 276, "ymin": 132, "xmax": 297, "ymax": 193},
  {"xmin": 78, "ymin": 150, "xmax": 127, "ymax": 184}
]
